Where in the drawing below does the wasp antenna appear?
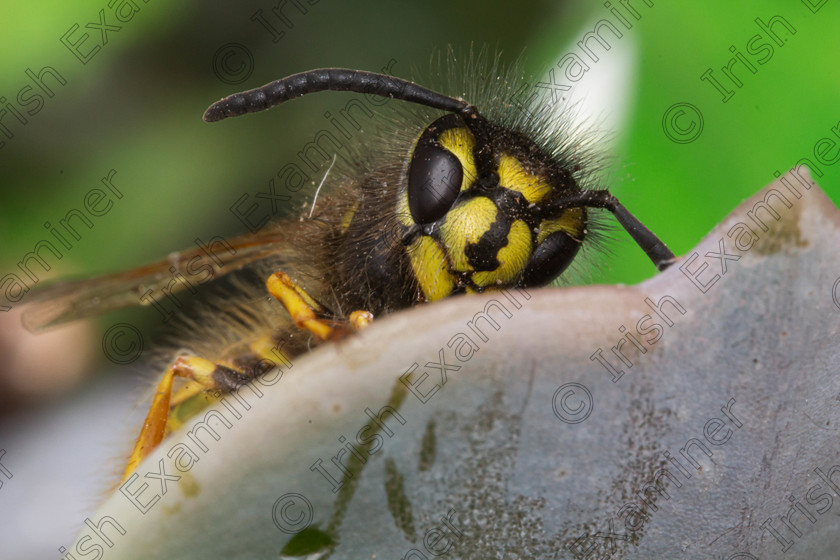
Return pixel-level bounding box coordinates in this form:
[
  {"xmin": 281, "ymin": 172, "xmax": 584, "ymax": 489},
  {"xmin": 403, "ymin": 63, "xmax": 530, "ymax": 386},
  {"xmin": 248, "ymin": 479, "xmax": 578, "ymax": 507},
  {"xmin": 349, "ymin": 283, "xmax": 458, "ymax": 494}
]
[
  {"xmin": 203, "ymin": 68, "xmax": 475, "ymax": 122},
  {"xmin": 610, "ymin": 202, "xmax": 676, "ymax": 271},
  {"xmin": 547, "ymin": 190, "xmax": 676, "ymax": 271}
]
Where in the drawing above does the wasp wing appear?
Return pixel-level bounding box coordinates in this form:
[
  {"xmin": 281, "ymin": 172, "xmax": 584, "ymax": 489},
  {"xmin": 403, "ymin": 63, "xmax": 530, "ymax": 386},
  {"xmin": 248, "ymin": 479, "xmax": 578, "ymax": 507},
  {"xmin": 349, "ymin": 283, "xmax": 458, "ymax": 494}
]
[{"xmin": 22, "ymin": 228, "xmax": 288, "ymax": 332}]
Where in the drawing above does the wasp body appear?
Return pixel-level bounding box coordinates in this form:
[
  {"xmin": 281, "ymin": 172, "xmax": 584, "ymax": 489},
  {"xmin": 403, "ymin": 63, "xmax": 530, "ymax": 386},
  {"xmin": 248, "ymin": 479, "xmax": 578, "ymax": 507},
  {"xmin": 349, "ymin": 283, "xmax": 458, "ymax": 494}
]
[{"xmin": 24, "ymin": 54, "xmax": 674, "ymax": 479}]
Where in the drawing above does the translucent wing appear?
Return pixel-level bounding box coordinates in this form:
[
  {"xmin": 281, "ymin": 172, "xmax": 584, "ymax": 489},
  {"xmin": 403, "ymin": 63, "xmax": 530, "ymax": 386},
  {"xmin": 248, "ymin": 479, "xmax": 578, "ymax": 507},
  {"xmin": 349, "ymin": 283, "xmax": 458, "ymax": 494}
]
[{"xmin": 22, "ymin": 227, "xmax": 288, "ymax": 332}]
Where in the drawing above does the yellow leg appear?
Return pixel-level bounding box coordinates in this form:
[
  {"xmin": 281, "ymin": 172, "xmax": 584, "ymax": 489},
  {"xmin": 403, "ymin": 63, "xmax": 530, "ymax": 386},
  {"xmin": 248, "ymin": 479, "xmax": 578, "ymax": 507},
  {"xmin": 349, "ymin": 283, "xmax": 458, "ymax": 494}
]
[
  {"xmin": 267, "ymin": 271, "xmax": 374, "ymax": 340},
  {"xmin": 349, "ymin": 309, "xmax": 374, "ymax": 330},
  {"xmin": 170, "ymin": 381, "xmax": 207, "ymax": 408},
  {"xmin": 122, "ymin": 272, "xmax": 374, "ymax": 480},
  {"xmin": 122, "ymin": 355, "xmax": 248, "ymax": 481}
]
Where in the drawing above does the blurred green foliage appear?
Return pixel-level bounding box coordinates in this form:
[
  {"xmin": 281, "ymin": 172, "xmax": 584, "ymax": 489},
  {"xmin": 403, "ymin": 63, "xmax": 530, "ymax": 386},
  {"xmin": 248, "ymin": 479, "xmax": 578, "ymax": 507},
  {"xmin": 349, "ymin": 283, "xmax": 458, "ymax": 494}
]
[
  {"xmin": 1, "ymin": 0, "xmax": 837, "ymax": 338},
  {"xmin": 597, "ymin": 1, "xmax": 840, "ymax": 283}
]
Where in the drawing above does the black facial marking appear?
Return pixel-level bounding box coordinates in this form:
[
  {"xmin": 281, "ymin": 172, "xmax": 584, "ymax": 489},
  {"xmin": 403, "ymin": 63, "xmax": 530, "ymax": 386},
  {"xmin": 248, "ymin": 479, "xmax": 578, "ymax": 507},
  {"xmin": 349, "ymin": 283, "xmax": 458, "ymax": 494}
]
[{"xmin": 464, "ymin": 212, "xmax": 512, "ymax": 272}]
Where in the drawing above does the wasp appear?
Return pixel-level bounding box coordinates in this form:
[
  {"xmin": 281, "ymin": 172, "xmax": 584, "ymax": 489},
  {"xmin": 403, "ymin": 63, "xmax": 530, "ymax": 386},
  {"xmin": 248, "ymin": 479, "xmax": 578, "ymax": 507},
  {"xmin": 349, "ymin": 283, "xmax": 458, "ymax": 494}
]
[{"xmin": 23, "ymin": 54, "xmax": 674, "ymax": 481}]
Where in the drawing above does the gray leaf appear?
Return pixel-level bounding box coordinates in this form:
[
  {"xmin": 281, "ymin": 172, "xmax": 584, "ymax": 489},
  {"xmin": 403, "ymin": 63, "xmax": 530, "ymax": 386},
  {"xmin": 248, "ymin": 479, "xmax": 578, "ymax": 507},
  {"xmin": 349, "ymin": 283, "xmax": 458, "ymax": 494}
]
[{"xmin": 76, "ymin": 169, "xmax": 840, "ymax": 560}]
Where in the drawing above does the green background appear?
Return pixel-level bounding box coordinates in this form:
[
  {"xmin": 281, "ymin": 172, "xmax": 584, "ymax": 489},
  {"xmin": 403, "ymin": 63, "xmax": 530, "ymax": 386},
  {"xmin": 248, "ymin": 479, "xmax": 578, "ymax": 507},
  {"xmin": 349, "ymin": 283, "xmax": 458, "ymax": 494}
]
[{"xmin": 1, "ymin": 0, "xmax": 837, "ymax": 347}]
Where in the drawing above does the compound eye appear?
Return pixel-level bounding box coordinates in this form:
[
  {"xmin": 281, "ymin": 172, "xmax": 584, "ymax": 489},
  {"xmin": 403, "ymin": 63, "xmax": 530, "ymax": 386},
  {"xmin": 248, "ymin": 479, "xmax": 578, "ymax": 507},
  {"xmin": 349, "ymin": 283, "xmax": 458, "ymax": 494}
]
[
  {"xmin": 520, "ymin": 231, "xmax": 582, "ymax": 287},
  {"xmin": 408, "ymin": 141, "xmax": 463, "ymax": 224}
]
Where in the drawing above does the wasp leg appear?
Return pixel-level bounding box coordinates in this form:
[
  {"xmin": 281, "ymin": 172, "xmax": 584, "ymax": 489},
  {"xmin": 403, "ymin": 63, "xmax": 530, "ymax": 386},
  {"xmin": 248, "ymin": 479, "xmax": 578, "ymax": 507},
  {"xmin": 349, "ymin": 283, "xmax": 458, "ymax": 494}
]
[
  {"xmin": 348, "ymin": 309, "xmax": 374, "ymax": 330},
  {"xmin": 122, "ymin": 274, "xmax": 371, "ymax": 480},
  {"xmin": 122, "ymin": 355, "xmax": 254, "ymax": 481},
  {"xmin": 123, "ymin": 332, "xmax": 296, "ymax": 480},
  {"xmin": 266, "ymin": 271, "xmax": 373, "ymax": 341}
]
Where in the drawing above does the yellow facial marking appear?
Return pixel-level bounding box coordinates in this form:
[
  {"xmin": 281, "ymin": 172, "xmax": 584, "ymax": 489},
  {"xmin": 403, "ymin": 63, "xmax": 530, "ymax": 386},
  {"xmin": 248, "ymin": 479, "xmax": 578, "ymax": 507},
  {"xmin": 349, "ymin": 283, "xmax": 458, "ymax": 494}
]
[
  {"xmin": 438, "ymin": 128, "xmax": 477, "ymax": 191},
  {"xmin": 440, "ymin": 196, "xmax": 497, "ymax": 272},
  {"xmin": 339, "ymin": 202, "xmax": 359, "ymax": 234},
  {"xmin": 407, "ymin": 235, "xmax": 456, "ymax": 301},
  {"xmin": 473, "ymin": 219, "xmax": 531, "ymax": 287},
  {"xmin": 537, "ymin": 208, "xmax": 585, "ymax": 244},
  {"xmin": 397, "ymin": 187, "xmax": 413, "ymax": 227},
  {"xmin": 498, "ymin": 155, "xmax": 552, "ymax": 204}
]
